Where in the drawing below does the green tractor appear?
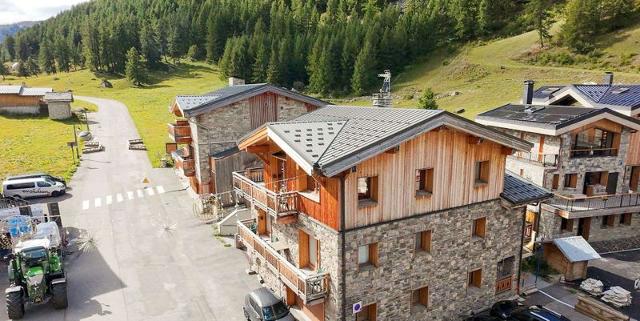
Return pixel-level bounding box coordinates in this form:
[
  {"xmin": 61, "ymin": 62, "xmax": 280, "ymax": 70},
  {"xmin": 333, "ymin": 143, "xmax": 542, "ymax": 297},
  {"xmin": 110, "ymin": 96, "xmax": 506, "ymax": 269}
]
[{"xmin": 5, "ymin": 237, "xmax": 68, "ymax": 319}]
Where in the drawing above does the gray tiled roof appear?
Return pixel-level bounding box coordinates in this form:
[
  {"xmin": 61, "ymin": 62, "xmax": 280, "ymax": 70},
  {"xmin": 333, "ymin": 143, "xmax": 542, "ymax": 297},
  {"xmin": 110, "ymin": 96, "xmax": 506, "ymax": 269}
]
[
  {"xmin": 476, "ymin": 104, "xmax": 640, "ymax": 132},
  {"xmin": 0, "ymin": 85, "xmax": 52, "ymax": 96},
  {"xmin": 552, "ymin": 236, "xmax": 601, "ymax": 262},
  {"xmin": 43, "ymin": 92, "xmax": 73, "ymax": 102},
  {"xmin": 533, "ymin": 86, "xmax": 564, "ymax": 99},
  {"xmin": 264, "ymin": 106, "xmax": 532, "ymax": 177},
  {"xmin": 575, "ymin": 84, "xmax": 640, "ymax": 108},
  {"xmin": 501, "ymin": 172, "xmax": 552, "ymax": 205},
  {"xmin": 0, "ymin": 85, "xmax": 22, "ymax": 94},
  {"xmin": 175, "ymin": 83, "xmax": 328, "ymax": 117}
]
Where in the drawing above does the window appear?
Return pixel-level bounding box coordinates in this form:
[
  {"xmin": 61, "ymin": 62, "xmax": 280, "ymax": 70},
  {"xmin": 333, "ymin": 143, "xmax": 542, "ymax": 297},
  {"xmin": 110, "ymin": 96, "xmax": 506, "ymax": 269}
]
[
  {"xmin": 415, "ymin": 168, "xmax": 434, "ymax": 196},
  {"xmin": 564, "ymin": 174, "xmax": 577, "ymax": 188},
  {"xmin": 357, "ymin": 176, "xmax": 378, "ymax": 205},
  {"xmin": 415, "ymin": 230, "xmax": 432, "ymax": 253},
  {"xmin": 468, "ymin": 269, "xmax": 482, "ymax": 288},
  {"xmin": 601, "ymin": 215, "xmax": 615, "ymax": 228},
  {"xmin": 572, "ymin": 128, "xmax": 617, "ymax": 157},
  {"xmin": 358, "ymin": 243, "xmax": 378, "ymax": 267},
  {"xmin": 305, "ymin": 175, "xmax": 320, "ymax": 193},
  {"xmin": 474, "ymin": 161, "xmax": 490, "ymax": 185},
  {"xmin": 560, "ymin": 218, "xmax": 573, "ymax": 232},
  {"xmin": 551, "ymin": 174, "xmax": 559, "ymax": 190},
  {"xmin": 411, "ymin": 286, "xmax": 429, "ymax": 308},
  {"xmin": 355, "ymin": 303, "xmax": 376, "ymax": 321},
  {"xmin": 36, "ymin": 181, "xmax": 51, "ymax": 187},
  {"xmin": 472, "ymin": 217, "xmax": 486, "ymax": 238},
  {"xmin": 496, "ymin": 256, "xmax": 515, "ymax": 279},
  {"xmin": 620, "ymin": 213, "xmax": 632, "ymax": 226}
]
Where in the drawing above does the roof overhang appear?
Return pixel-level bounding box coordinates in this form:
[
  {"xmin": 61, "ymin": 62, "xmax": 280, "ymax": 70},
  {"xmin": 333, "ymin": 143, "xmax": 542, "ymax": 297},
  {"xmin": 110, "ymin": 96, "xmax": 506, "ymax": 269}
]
[
  {"xmin": 477, "ymin": 108, "xmax": 640, "ymax": 136},
  {"xmin": 183, "ymin": 85, "xmax": 329, "ymax": 117},
  {"xmin": 319, "ymin": 112, "xmax": 533, "ymax": 177}
]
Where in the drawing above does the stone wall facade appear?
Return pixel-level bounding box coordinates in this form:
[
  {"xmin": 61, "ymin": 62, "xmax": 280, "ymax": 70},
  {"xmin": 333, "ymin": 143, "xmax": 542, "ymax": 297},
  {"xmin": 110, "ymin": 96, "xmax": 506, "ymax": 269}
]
[
  {"xmin": 47, "ymin": 102, "xmax": 72, "ymax": 119},
  {"xmin": 189, "ymin": 95, "xmax": 311, "ymax": 193},
  {"xmin": 343, "ymin": 199, "xmax": 521, "ymax": 321}
]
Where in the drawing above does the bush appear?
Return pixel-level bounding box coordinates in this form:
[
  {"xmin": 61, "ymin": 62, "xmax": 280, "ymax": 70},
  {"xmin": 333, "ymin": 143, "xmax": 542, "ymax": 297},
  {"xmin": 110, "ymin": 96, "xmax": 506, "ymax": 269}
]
[{"xmin": 521, "ymin": 255, "xmax": 558, "ymax": 277}]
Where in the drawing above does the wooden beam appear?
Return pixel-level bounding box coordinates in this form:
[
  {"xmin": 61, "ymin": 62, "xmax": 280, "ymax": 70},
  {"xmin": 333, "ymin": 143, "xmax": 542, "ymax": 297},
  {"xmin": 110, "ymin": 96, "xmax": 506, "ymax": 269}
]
[
  {"xmin": 501, "ymin": 146, "xmax": 514, "ymax": 155},
  {"xmin": 467, "ymin": 136, "xmax": 482, "ymax": 144},
  {"xmin": 384, "ymin": 146, "xmax": 400, "ymax": 154},
  {"xmin": 247, "ymin": 145, "xmax": 270, "ymax": 153}
]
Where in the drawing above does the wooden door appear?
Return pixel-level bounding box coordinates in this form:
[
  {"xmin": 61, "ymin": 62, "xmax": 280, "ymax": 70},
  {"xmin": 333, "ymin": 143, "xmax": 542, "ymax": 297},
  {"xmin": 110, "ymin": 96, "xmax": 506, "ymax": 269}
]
[
  {"xmin": 577, "ymin": 217, "xmax": 591, "ymax": 240},
  {"xmin": 257, "ymin": 209, "xmax": 267, "ymax": 236}
]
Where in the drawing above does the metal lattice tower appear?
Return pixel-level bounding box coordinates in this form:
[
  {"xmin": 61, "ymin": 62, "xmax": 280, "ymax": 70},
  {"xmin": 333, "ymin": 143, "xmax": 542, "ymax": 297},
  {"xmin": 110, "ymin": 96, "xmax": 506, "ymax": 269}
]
[{"xmin": 372, "ymin": 70, "xmax": 392, "ymax": 108}]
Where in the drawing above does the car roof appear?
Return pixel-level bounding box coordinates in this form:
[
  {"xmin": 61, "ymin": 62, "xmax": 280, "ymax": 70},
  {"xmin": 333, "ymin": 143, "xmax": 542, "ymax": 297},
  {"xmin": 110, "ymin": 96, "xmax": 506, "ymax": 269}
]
[
  {"xmin": 6, "ymin": 172, "xmax": 49, "ymax": 180},
  {"xmin": 3, "ymin": 177, "xmax": 48, "ymax": 184},
  {"xmin": 249, "ymin": 288, "xmax": 281, "ymax": 307}
]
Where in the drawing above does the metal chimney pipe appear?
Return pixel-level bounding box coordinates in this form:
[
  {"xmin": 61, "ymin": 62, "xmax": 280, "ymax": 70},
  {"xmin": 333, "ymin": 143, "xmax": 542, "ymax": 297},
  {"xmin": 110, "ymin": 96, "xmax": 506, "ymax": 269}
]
[
  {"xmin": 604, "ymin": 72, "xmax": 613, "ymax": 86},
  {"xmin": 523, "ymin": 80, "xmax": 535, "ymax": 105}
]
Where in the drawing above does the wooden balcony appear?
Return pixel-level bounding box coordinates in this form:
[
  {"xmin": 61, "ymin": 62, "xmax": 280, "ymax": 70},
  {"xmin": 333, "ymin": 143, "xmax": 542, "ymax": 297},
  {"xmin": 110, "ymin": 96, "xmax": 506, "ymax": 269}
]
[
  {"xmin": 232, "ymin": 168, "xmax": 298, "ymax": 218},
  {"xmin": 570, "ymin": 147, "xmax": 617, "ymax": 158},
  {"xmin": 168, "ymin": 120, "xmax": 192, "ymax": 144},
  {"xmin": 546, "ymin": 192, "xmax": 640, "ymax": 217},
  {"xmin": 174, "ymin": 152, "xmax": 196, "ymax": 177},
  {"xmin": 237, "ymin": 220, "xmax": 328, "ymax": 303},
  {"xmin": 495, "ymin": 275, "xmax": 513, "ymax": 294},
  {"xmin": 510, "ymin": 151, "xmax": 559, "ymax": 167}
]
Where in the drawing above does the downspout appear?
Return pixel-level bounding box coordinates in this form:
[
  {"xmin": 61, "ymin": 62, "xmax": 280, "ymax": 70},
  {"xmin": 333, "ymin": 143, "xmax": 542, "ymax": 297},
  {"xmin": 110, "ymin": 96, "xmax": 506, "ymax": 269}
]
[{"xmin": 340, "ymin": 175, "xmax": 347, "ymax": 321}]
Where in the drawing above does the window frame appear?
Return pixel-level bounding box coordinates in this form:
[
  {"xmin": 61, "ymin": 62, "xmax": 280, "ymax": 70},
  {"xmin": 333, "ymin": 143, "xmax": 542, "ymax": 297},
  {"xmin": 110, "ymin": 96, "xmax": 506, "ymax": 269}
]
[
  {"xmin": 564, "ymin": 173, "xmax": 578, "ymax": 188},
  {"xmin": 474, "ymin": 161, "xmax": 490, "ymax": 185},
  {"xmin": 357, "ymin": 176, "xmax": 378, "ymax": 206},
  {"xmin": 560, "ymin": 218, "xmax": 573, "ymax": 232},
  {"xmin": 601, "ymin": 215, "xmax": 615, "ymax": 228},
  {"xmin": 415, "ymin": 230, "xmax": 432, "ymax": 253},
  {"xmin": 468, "ymin": 269, "xmax": 482, "ymax": 288},
  {"xmin": 620, "ymin": 213, "xmax": 632, "ymax": 226},
  {"xmin": 411, "ymin": 286, "xmax": 429, "ymax": 309},
  {"xmin": 357, "ymin": 243, "xmax": 378, "ymax": 268},
  {"xmin": 415, "ymin": 168, "xmax": 434, "ymax": 196},
  {"xmin": 472, "ymin": 217, "xmax": 487, "ymax": 238}
]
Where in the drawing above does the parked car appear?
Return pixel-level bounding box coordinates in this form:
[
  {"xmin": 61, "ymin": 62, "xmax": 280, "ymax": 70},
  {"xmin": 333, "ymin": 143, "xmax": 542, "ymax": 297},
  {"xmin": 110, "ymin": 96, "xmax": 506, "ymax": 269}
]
[
  {"xmin": 6, "ymin": 172, "xmax": 66, "ymax": 186},
  {"xmin": 465, "ymin": 315, "xmax": 502, "ymax": 321},
  {"xmin": 243, "ymin": 288, "xmax": 295, "ymax": 321},
  {"xmin": 491, "ymin": 300, "xmax": 571, "ymax": 321},
  {"xmin": 2, "ymin": 177, "xmax": 66, "ymax": 199}
]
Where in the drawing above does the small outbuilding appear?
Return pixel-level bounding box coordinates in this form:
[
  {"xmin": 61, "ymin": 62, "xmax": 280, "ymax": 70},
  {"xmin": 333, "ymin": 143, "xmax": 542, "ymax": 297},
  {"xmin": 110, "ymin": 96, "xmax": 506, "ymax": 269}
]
[
  {"xmin": 44, "ymin": 92, "xmax": 73, "ymax": 120},
  {"xmin": 543, "ymin": 236, "xmax": 601, "ymax": 281}
]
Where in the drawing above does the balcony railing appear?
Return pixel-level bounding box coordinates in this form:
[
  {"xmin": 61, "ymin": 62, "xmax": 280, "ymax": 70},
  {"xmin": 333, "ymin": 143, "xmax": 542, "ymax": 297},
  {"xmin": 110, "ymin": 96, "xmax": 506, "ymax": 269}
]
[
  {"xmin": 570, "ymin": 147, "xmax": 617, "ymax": 158},
  {"xmin": 237, "ymin": 220, "xmax": 328, "ymax": 303},
  {"xmin": 233, "ymin": 168, "xmax": 298, "ymax": 218},
  {"xmin": 168, "ymin": 121, "xmax": 192, "ymax": 144},
  {"xmin": 511, "ymin": 151, "xmax": 559, "ymax": 167},
  {"xmin": 547, "ymin": 192, "xmax": 640, "ymax": 213},
  {"xmin": 495, "ymin": 275, "xmax": 513, "ymax": 294}
]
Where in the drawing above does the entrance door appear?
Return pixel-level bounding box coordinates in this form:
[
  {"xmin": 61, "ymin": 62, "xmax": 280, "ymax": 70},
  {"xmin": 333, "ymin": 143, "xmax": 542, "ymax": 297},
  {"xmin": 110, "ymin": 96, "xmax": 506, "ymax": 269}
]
[
  {"xmin": 577, "ymin": 217, "xmax": 591, "ymax": 240},
  {"xmin": 606, "ymin": 172, "xmax": 618, "ymax": 194}
]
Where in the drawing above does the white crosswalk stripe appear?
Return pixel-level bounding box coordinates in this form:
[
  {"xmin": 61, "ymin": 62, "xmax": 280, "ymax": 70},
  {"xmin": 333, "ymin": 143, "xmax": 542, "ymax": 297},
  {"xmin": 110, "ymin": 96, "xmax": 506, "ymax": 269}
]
[{"xmin": 81, "ymin": 186, "xmax": 167, "ymax": 210}]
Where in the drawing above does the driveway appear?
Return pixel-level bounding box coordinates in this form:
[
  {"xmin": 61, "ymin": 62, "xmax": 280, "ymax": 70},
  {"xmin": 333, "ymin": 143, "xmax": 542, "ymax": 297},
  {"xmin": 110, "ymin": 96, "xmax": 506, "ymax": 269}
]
[
  {"xmin": 0, "ymin": 96, "xmax": 259, "ymax": 320},
  {"xmin": 587, "ymin": 250, "xmax": 640, "ymax": 320}
]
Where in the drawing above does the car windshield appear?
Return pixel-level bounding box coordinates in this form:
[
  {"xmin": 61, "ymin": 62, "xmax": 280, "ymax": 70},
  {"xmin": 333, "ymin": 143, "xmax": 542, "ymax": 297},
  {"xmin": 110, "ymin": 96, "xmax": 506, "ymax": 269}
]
[
  {"xmin": 262, "ymin": 302, "xmax": 289, "ymax": 321},
  {"xmin": 22, "ymin": 248, "xmax": 47, "ymax": 263},
  {"xmin": 45, "ymin": 178, "xmax": 56, "ymax": 185}
]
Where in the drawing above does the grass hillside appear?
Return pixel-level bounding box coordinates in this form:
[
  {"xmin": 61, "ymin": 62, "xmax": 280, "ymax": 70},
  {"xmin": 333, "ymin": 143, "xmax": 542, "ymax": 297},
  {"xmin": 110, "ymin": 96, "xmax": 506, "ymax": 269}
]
[
  {"xmin": 345, "ymin": 23, "xmax": 640, "ymax": 117},
  {"xmin": 2, "ymin": 62, "xmax": 226, "ymax": 168}
]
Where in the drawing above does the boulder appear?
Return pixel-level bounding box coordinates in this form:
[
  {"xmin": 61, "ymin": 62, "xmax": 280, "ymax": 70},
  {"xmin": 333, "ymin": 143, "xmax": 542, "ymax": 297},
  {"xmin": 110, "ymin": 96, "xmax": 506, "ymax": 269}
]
[
  {"xmin": 580, "ymin": 278, "xmax": 604, "ymax": 295},
  {"xmin": 601, "ymin": 286, "xmax": 632, "ymax": 308}
]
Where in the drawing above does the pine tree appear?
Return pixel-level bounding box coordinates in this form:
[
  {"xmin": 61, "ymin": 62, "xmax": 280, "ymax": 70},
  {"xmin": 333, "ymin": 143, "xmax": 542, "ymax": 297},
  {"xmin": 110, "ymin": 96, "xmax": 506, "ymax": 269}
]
[
  {"xmin": 418, "ymin": 88, "xmax": 438, "ymax": 110},
  {"xmin": 526, "ymin": 0, "xmax": 554, "ymax": 48},
  {"xmin": 4, "ymin": 36, "xmax": 15, "ymax": 61},
  {"xmin": 252, "ymin": 44, "xmax": 269, "ymax": 83},
  {"xmin": 351, "ymin": 40, "xmax": 377, "ymax": 96},
  {"xmin": 266, "ymin": 46, "xmax": 282, "ymax": 85},
  {"xmin": 140, "ymin": 22, "xmax": 161, "ymax": 68},
  {"xmin": 25, "ymin": 57, "xmax": 40, "ymax": 76},
  {"xmin": 188, "ymin": 45, "xmax": 199, "ymax": 61},
  {"xmin": 17, "ymin": 60, "xmax": 29, "ymax": 77},
  {"xmin": 54, "ymin": 37, "xmax": 71, "ymax": 72},
  {"xmin": 39, "ymin": 40, "xmax": 57, "ymax": 74},
  {"xmin": 0, "ymin": 62, "xmax": 7, "ymax": 80},
  {"xmin": 562, "ymin": 0, "xmax": 600, "ymax": 53},
  {"xmin": 125, "ymin": 47, "xmax": 143, "ymax": 86}
]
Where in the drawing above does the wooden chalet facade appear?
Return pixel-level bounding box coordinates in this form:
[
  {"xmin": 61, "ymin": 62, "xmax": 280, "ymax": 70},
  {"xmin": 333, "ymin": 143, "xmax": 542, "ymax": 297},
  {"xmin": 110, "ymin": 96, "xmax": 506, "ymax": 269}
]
[
  {"xmin": 233, "ymin": 106, "xmax": 550, "ymax": 321},
  {"xmin": 167, "ymin": 80, "xmax": 328, "ymax": 197}
]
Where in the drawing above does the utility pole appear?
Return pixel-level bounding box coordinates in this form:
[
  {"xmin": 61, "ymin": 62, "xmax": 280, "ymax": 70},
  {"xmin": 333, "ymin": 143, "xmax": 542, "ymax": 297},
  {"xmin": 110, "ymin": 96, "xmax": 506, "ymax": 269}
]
[{"xmin": 72, "ymin": 125, "xmax": 80, "ymax": 158}]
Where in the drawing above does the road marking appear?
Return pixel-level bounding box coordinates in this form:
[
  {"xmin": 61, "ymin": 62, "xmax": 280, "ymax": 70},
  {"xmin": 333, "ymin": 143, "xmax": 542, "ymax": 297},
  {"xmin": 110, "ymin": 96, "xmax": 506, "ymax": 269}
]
[
  {"xmin": 116, "ymin": 193, "xmax": 123, "ymax": 202},
  {"xmin": 156, "ymin": 186, "xmax": 165, "ymax": 194},
  {"xmin": 106, "ymin": 195, "xmax": 113, "ymax": 205},
  {"xmin": 94, "ymin": 198, "xmax": 102, "ymax": 208},
  {"xmin": 146, "ymin": 188, "xmax": 155, "ymax": 196},
  {"xmin": 82, "ymin": 200, "xmax": 90, "ymax": 210},
  {"xmin": 137, "ymin": 190, "xmax": 144, "ymax": 198},
  {"xmin": 127, "ymin": 191, "xmax": 134, "ymax": 200}
]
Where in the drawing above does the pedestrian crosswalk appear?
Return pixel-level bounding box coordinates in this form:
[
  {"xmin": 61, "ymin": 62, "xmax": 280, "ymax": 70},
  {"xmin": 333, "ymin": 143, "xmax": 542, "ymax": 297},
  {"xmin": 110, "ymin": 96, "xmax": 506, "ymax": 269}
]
[{"xmin": 80, "ymin": 185, "xmax": 166, "ymax": 210}]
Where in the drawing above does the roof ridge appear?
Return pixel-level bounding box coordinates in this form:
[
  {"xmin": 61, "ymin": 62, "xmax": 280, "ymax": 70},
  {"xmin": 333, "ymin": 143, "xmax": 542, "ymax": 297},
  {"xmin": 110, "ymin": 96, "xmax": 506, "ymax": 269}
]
[{"xmin": 316, "ymin": 120, "xmax": 348, "ymax": 165}]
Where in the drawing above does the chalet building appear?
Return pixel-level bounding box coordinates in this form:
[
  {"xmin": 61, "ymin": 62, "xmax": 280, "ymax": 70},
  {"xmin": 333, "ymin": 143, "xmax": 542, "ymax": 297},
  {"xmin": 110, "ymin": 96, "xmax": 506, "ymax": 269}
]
[
  {"xmin": 0, "ymin": 85, "xmax": 73, "ymax": 119},
  {"xmin": 167, "ymin": 79, "xmax": 328, "ymax": 195},
  {"xmin": 233, "ymin": 106, "xmax": 550, "ymax": 321},
  {"xmin": 476, "ymin": 79, "xmax": 640, "ymax": 252}
]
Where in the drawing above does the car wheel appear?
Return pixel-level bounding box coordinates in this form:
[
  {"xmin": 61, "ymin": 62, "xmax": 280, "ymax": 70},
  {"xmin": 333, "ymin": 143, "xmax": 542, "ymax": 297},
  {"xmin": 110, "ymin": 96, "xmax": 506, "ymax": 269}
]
[{"xmin": 51, "ymin": 191, "xmax": 60, "ymax": 197}]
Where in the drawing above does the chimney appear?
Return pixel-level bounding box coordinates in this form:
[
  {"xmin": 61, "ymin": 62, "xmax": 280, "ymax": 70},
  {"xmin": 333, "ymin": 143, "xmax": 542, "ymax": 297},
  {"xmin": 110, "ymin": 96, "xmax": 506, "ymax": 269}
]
[
  {"xmin": 228, "ymin": 77, "xmax": 245, "ymax": 87},
  {"xmin": 523, "ymin": 80, "xmax": 535, "ymax": 105},
  {"xmin": 603, "ymin": 72, "xmax": 613, "ymax": 86}
]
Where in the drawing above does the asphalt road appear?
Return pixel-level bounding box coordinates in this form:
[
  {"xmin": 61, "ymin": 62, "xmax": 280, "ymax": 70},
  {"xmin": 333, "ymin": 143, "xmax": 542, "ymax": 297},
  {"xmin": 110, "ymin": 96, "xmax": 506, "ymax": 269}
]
[{"xmin": 1, "ymin": 96, "xmax": 259, "ymax": 321}]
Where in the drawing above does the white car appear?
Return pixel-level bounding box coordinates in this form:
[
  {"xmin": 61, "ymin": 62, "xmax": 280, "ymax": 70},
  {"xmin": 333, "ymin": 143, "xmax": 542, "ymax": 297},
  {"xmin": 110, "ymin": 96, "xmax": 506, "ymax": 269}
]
[{"xmin": 2, "ymin": 177, "xmax": 66, "ymax": 199}]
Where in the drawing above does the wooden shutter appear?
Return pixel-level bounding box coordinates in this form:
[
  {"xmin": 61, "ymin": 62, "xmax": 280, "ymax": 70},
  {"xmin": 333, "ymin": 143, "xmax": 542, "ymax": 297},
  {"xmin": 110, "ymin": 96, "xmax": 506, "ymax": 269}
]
[
  {"xmin": 298, "ymin": 230, "xmax": 309, "ymax": 268},
  {"xmin": 369, "ymin": 243, "xmax": 379, "ymax": 267}
]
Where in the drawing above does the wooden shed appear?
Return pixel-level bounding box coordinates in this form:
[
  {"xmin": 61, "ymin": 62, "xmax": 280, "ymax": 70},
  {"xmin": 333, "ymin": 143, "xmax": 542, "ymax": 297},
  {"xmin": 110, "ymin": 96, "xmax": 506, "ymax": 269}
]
[{"xmin": 543, "ymin": 236, "xmax": 601, "ymax": 281}]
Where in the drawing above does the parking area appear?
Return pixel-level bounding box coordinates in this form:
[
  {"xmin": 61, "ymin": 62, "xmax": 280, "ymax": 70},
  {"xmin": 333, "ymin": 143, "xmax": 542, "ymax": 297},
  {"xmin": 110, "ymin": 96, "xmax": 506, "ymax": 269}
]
[{"xmin": 587, "ymin": 250, "xmax": 640, "ymax": 319}]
